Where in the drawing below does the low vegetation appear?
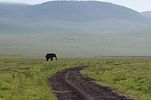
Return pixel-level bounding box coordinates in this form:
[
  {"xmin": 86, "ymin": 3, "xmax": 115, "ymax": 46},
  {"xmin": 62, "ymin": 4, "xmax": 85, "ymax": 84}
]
[
  {"xmin": 0, "ymin": 57, "xmax": 151, "ymax": 100},
  {"xmin": 0, "ymin": 58, "xmax": 82, "ymax": 100},
  {"xmin": 81, "ymin": 58, "xmax": 151, "ymax": 100}
]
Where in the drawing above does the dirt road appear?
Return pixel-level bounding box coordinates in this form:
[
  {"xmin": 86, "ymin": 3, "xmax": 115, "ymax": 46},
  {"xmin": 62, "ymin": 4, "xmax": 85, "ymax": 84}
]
[{"xmin": 49, "ymin": 66, "xmax": 131, "ymax": 100}]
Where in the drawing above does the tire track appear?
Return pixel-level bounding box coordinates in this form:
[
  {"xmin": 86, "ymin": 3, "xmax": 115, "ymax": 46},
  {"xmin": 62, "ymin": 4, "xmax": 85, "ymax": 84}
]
[{"xmin": 49, "ymin": 66, "xmax": 132, "ymax": 100}]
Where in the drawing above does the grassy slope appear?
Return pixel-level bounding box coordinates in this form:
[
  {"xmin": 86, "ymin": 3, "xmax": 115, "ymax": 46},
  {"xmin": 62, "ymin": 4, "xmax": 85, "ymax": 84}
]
[
  {"xmin": 81, "ymin": 59, "xmax": 151, "ymax": 100},
  {"xmin": 0, "ymin": 58, "xmax": 83, "ymax": 100}
]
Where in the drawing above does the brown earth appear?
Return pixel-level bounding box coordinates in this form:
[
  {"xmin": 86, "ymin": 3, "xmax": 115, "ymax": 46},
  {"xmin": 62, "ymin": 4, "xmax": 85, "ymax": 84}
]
[{"xmin": 49, "ymin": 66, "xmax": 132, "ymax": 100}]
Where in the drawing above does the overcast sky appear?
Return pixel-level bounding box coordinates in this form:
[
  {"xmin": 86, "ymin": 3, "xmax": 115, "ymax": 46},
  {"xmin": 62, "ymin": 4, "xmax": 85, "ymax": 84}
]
[{"xmin": 0, "ymin": 0, "xmax": 150, "ymax": 12}]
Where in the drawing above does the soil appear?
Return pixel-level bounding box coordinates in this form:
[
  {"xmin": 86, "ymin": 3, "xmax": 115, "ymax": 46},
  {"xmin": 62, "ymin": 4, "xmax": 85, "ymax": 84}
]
[{"xmin": 49, "ymin": 66, "xmax": 132, "ymax": 100}]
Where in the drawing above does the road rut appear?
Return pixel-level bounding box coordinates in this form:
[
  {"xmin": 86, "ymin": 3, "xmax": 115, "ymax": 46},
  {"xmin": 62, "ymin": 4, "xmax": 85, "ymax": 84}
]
[{"xmin": 49, "ymin": 66, "xmax": 131, "ymax": 100}]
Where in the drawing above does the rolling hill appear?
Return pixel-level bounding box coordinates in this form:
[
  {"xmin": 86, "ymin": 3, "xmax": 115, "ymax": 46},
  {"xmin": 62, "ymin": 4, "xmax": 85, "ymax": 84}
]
[
  {"xmin": 0, "ymin": 1, "xmax": 151, "ymax": 34},
  {"xmin": 141, "ymin": 11, "xmax": 151, "ymax": 19},
  {"xmin": 0, "ymin": 1, "xmax": 151, "ymax": 57}
]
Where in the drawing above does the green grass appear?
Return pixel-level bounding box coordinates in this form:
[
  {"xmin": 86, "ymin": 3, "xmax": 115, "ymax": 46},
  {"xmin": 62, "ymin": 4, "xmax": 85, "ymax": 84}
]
[
  {"xmin": 0, "ymin": 58, "xmax": 151, "ymax": 100},
  {"xmin": 81, "ymin": 59, "xmax": 151, "ymax": 100},
  {"xmin": 0, "ymin": 58, "xmax": 84, "ymax": 100}
]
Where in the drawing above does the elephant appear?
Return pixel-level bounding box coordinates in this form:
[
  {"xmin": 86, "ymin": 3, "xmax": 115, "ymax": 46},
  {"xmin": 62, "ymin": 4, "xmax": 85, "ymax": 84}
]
[{"xmin": 45, "ymin": 53, "xmax": 57, "ymax": 61}]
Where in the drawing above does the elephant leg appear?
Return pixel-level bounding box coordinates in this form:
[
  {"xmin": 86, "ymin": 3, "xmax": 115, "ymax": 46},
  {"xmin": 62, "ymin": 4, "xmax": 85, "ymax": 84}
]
[
  {"xmin": 46, "ymin": 58, "xmax": 49, "ymax": 61},
  {"xmin": 50, "ymin": 57, "xmax": 53, "ymax": 61}
]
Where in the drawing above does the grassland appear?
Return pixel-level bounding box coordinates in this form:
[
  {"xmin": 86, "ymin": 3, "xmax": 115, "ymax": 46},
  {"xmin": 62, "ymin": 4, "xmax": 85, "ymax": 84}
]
[
  {"xmin": 0, "ymin": 57, "xmax": 151, "ymax": 100},
  {"xmin": 0, "ymin": 58, "xmax": 84, "ymax": 100},
  {"xmin": 81, "ymin": 58, "xmax": 151, "ymax": 100}
]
